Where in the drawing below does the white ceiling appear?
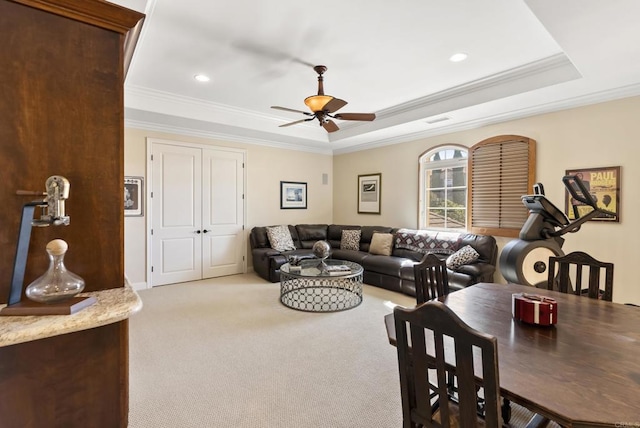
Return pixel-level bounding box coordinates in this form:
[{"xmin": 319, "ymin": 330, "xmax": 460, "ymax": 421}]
[{"xmin": 114, "ymin": 0, "xmax": 640, "ymax": 154}]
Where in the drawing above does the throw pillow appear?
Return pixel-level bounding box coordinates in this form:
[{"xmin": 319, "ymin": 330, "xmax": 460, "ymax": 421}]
[
  {"xmin": 369, "ymin": 232, "xmax": 393, "ymax": 256},
  {"xmin": 340, "ymin": 229, "xmax": 361, "ymax": 251},
  {"xmin": 266, "ymin": 225, "xmax": 296, "ymax": 251},
  {"xmin": 446, "ymin": 245, "xmax": 480, "ymax": 270}
]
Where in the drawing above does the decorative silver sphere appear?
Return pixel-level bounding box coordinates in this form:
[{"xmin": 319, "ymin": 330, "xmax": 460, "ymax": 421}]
[{"xmin": 312, "ymin": 240, "xmax": 331, "ymax": 260}]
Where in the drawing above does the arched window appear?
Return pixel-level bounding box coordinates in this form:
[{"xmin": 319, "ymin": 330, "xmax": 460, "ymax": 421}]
[{"xmin": 419, "ymin": 146, "xmax": 468, "ymax": 230}]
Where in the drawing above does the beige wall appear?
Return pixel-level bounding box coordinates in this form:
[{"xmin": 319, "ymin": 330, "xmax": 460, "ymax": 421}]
[
  {"xmin": 124, "ymin": 129, "xmax": 333, "ymax": 288},
  {"xmin": 333, "ymin": 96, "xmax": 640, "ymax": 304},
  {"xmin": 125, "ymin": 96, "xmax": 640, "ymax": 303}
]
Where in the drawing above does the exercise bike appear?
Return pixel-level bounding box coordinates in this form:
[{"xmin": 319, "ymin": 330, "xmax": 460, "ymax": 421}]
[{"xmin": 499, "ymin": 175, "xmax": 615, "ymax": 287}]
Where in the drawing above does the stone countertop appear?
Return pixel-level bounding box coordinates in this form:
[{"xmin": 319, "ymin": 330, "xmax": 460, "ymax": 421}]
[{"xmin": 0, "ymin": 285, "xmax": 143, "ymax": 347}]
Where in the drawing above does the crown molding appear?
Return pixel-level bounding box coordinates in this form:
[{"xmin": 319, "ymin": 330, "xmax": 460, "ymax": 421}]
[
  {"xmin": 333, "ymin": 82, "xmax": 640, "ymax": 154},
  {"xmin": 378, "ymin": 54, "xmax": 576, "ymax": 119},
  {"xmin": 124, "ymin": 116, "xmax": 333, "ymax": 155},
  {"xmin": 329, "ymin": 53, "xmax": 581, "ymax": 142}
]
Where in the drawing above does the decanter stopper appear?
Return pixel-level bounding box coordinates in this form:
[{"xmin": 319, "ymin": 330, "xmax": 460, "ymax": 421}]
[{"xmin": 26, "ymin": 239, "xmax": 85, "ymax": 303}]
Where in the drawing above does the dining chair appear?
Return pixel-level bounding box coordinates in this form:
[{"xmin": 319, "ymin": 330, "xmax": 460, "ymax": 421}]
[
  {"xmin": 547, "ymin": 251, "xmax": 614, "ymax": 302},
  {"xmin": 412, "ymin": 253, "xmax": 513, "ymax": 423},
  {"xmin": 394, "ymin": 301, "xmax": 501, "ymax": 427},
  {"xmin": 414, "ymin": 253, "xmax": 450, "ymax": 304}
]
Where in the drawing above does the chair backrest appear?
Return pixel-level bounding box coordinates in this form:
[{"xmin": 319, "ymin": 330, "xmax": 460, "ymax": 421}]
[
  {"xmin": 414, "ymin": 253, "xmax": 450, "ymax": 304},
  {"xmin": 547, "ymin": 251, "xmax": 614, "ymax": 302},
  {"xmin": 394, "ymin": 301, "xmax": 501, "ymax": 428}
]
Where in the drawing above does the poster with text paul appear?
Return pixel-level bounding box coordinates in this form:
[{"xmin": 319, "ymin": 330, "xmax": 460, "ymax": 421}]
[{"xmin": 565, "ymin": 166, "xmax": 620, "ymax": 222}]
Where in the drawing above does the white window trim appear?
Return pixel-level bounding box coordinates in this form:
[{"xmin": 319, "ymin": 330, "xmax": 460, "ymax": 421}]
[{"xmin": 418, "ymin": 147, "xmax": 468, "ymax": 231}]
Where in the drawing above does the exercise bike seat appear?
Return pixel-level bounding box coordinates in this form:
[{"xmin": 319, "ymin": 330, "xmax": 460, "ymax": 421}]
[{"xmin": 521, "ymin": 194, "xmax": 570, "ymax": 228}]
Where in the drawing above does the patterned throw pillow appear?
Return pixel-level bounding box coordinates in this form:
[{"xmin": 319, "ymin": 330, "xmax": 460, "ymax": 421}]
[
  {"xmin": 340, "ymin": 229, "xmax": 361, "ymax": 251},
  {"xmin": 266, "ymin": 225, "xmax": 296, "ymax": 251},
  {"xmin": 446, "ymin": 245, "xmax": 480, "ymax": 270}
]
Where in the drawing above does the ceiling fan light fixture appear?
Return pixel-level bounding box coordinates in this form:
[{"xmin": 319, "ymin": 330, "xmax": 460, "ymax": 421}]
[
  {"xmin": 304, "ymin": 95, "xmax": 333, "ymax": 112},
  {"xmin": 272, "ymin": 65, "xmax": 375, "ymax": 133}
]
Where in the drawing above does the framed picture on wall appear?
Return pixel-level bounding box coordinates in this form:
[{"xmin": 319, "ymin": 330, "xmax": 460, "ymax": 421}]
[
  {"xmin": 564, "ymin": 166, "xmax": 620, "ymax": 222},
  {"xmin": 358, "ymin": 173, "xmax": 381, "ymax": 214},
  {"xmin": 124, "ymin": 176, "xmax": 144, "ymax": 217},
  {"xmin": 280, "ymin": 181, "xmax": 307, "ymax": 209}
]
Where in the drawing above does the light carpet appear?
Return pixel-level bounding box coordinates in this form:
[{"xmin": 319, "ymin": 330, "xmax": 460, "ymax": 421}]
[{"xmin": 128, "ymin": 273, "xmax": 551, "ymax": 427}]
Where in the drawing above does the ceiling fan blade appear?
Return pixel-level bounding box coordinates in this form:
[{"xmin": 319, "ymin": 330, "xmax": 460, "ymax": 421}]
[
  {"xmin": 323, "ymin": 98, "xmax": 347, "ymax": 113},
  {"xmin": 334, "ymin": 113, "xmax": 376, "ymax": 121},
  {"xmin": 322, "ymin": 120, "xmax": 340, "ymax": 133},
  {"xmin": 279, "ymin": 118, "xmax": 313, "ymax": 128},
  {"xmin": 271, "ymin": 106, "xmax": 313, "ymax": 115}
]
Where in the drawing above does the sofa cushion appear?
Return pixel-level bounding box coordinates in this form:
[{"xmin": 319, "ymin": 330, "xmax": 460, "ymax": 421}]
[
  {"xmin": 446, "ymin": 245, "xmax": 480, "ymax": 270},
  {"xmin": 459, "ymin": 233, "xmax": 497, "ymax": 264},
  {"xmin": 369, "ymin": 232, "xmax": 394, "ymax": 256},
  {"xmin": 330, "ymin": 249, "xmax": 370, "ymax": 265},
  {"xmin": 266, "ymin": 225, "xmax": 296, "ymax": 251},
  {"xmin": 362, "ymin": 255, "xmax": 414, "ymax": 277},
  {"xmin": 295, "ymin": 224, "xmax": 329, "ymax": 249},
  {"xmin": 340, "ymin": 229, "xmax": 361, "ymax": 251},
  {"xmin": 392, "ymin": 247, "xmax": 425, "ymax": 262}
]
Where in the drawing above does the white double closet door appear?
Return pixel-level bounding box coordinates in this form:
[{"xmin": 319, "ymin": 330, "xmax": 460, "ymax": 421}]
[{"xmin": 151, "ymin": 141, "xmax": 245, "ymax": 286}]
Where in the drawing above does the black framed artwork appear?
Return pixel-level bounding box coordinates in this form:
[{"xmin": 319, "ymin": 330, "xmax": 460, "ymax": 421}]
[
  {"xmin": 124, "ymin": 176, "xmax": 144, "ymax": 216},
  {"xmin": 357, "ymin": 173, "xmax": 381, "ymax": 214},
  {"xmin": 280, "ymin": 181, "xmax": 307, "ymax": 209}
]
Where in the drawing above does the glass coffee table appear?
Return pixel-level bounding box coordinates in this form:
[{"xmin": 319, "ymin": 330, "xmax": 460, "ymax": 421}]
[{"xmin": 279, "ymin": 259, "xmax": 364, "ymax": 312}]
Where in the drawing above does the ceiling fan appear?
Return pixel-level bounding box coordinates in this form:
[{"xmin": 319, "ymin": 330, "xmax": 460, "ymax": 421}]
[{"xmin": 271, "ymin": 65, "xmax": 376, "ymax": 133}]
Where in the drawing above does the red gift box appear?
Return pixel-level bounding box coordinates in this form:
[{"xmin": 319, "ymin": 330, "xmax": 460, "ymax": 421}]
[{"xmin": 512, "ymin": 293, "xmax": 557, "ymax": 326}]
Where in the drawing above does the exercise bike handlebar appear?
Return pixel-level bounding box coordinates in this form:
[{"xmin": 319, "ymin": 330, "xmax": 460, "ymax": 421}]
[
  {"xmin": 520, "ymin": 175, "xmax": 615, "ymax": 241},
  {"xmin": 563, "ymin": 175, "xmax": 597, "ymax": 206},
  {"xmin": 548, "ymin": 175, "xmax": 616, "ymax": 237}
]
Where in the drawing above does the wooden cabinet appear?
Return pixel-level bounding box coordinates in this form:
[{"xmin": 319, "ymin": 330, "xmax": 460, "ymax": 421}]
[{"xmin": 0, "ymin": 1, "xmax": 143, "ymax": 426}]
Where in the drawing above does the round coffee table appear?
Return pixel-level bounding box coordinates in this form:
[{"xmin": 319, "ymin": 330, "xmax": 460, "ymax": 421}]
[{"xmin": 279, "ymin": 259, "xmax": 364, "ymax": 312}]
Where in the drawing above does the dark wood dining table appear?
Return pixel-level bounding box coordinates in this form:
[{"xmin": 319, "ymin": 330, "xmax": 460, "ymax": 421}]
[{"xmin": 385, "ymin": 282, "xmax": 640, "ymax": 427}]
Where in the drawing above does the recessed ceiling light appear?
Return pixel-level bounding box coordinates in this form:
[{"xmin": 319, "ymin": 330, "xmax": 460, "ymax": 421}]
[
  {"xmin": 194, "ymin": 74, "xmax": 210, "ymax": 82},
  {"xmin": 449, "ymin": 53, "xmax": 468, "ymax": 63}
]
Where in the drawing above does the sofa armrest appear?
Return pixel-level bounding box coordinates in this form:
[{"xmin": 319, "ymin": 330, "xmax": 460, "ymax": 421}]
[{"xmin": 256, "ymin": 248, "xmax": 283, "ymax": 257}]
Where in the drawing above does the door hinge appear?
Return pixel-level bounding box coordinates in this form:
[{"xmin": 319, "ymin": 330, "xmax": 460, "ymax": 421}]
[
  {"xmin": 243, "ymin": 256, "xmax": 245, "ymax": 261},
  {"xmin": 242, "ymin": 162, "xmax": 245, "ymax": 168},
  {"xmin": 242, "ymin": 194, "xmax": 245, "ymax": 200},
  {"xmin": 151, "ymin": 266, "xmax": 154, "ymax": 272},
  {"xmin": 151, "ymin": 154, "xmax": 154, "ymax": 161},
  {"xmin": 151, "ymin": 229, "xmax": 153, "ymax": 235},
  {"xmin": 242, "ymin": 225, "xmax": 245, "ymax": 230}
]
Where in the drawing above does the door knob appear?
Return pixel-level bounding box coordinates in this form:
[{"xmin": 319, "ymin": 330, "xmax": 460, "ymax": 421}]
[
  {"xmin": 195, "ymin": 230, "xmax": 201, "ymax": 234},
  {"xmin": 203, "ymin": 229, "xmax": 210, "ymax": 233}
]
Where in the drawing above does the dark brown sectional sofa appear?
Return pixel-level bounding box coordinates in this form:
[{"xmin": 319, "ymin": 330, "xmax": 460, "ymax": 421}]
[{"xmin": 250, "ymin": 224, "xmax": 498, "ymax": 297}]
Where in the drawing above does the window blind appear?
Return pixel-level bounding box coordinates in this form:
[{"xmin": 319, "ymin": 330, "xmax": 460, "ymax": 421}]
[{"xmin": 469, "ymin": 135, "xmax": 535, "ymax": 237}]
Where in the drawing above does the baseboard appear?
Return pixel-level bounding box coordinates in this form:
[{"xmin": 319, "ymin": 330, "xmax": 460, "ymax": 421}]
[{"xmin": 131, "ymin": 281, "xmax": 149, "ymax": 291}]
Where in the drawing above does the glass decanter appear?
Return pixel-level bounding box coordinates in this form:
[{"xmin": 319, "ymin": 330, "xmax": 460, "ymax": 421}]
[{"xmin": 26, "ymin": 239, "xmax": 85, "ymax": 303}]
